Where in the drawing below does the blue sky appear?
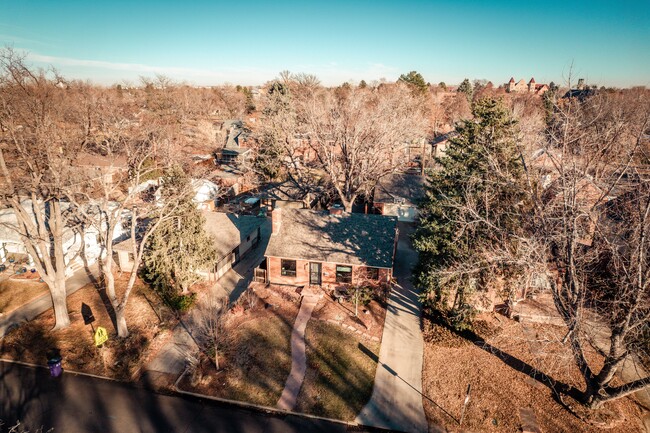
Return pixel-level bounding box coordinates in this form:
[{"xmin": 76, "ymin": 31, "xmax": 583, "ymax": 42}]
[{"xmin": 1, "ymin": 1, "xmax": 648, "ymax": 87}]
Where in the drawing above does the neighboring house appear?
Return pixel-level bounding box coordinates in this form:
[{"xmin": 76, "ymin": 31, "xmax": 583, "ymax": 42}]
[
  {"xmin": 263, "ymin": 208, "xmax": 398, "ymax": 287},
  {"xmin": 430, "ymin": 131, "xmax": 458, "ymax": 160},
  {"xmin": 374, "ymin": 174, "xmax": 425, "ymax": 222},
  {"xmin": 202, "ymin": 212, "xmax": 264, "ymax": 280},
  {"xmin": 0, "ymin": 200, "xmax": 125, "ymax": 276},
  {"xmin": 260, "ymin": 181, "xmax": 322, "ymax": 210},
  {"xmin": 506, "ymin": 77, "xmax": 548, "ymax": 95},
  {"xmin": 215, "ymin": 120, "xmax": 252, "ymax": 166},
  {"xmin": 115, "ymin": 211, "xmax": 264, "ymax": 282},
  {"xmin": 192, "ymin": 179, "xmax": 220, "ymax": 211}
]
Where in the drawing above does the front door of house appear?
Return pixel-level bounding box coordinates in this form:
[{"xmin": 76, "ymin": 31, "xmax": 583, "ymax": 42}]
[{"xmin": 309, "ymin": 262, "xmax": 322, "ymax": 285}]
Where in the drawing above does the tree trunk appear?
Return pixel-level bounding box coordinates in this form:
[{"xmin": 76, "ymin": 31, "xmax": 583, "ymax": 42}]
[
  {"xmin": 50, "ymin": 280, "xmax": 71, "ymax": 330},
  {"xmin": 115, "ymin": 304, "xmax": 129, "ymax": 338},
  {"xmin": 342, "ymin": 197, "xmax": 354, "ymax": 213}
]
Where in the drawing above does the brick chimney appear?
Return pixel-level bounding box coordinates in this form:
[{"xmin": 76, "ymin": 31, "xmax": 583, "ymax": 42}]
[{"xmin": 271, "ymin": 208, "xmax": 282, "ymax": 234}]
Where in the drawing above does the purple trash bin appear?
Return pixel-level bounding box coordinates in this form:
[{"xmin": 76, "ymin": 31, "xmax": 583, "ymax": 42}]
[{"xmin": 47, "ymin": 356, "xmax": 62, "ymax": 377}]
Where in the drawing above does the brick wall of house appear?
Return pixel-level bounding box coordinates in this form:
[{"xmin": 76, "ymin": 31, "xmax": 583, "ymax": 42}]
[
  {"xmin": 267, "ymin": 256, "xmax": 392, "ymax": 286},
  {"xmin": 321, "ymin": 262, "xmax": 338, "ymax": 285},
  {"xmin": 378, "ymin": 267, "xmax": 391, "ymax": 283},
  {"xmin": 267, "ymin": 256, "xmax": 310, "ymax": 286}
]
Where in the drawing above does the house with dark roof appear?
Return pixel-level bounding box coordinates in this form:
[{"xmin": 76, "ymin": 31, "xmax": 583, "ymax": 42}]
[
  {"xmin": 202, "ymin": 212, "xmax": 264, "ymax": 280},
  {"xmin": 373, "ymin": 174, "xmax": 425, "ymax": 222},
  {"xmin": 259, "ymin": 180, "xmax": 323, "ymax": 210},
  {"xmin": 115, "ymin": 211, "xmax": 264, "ymax": 281},
  {"xmin": 263, "ymin": 208, "xmax": 398, "ymax": 287}
]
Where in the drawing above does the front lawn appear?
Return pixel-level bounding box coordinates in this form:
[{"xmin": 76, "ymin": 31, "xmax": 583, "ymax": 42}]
[
  {"xmin": 294, "ymin": 320, "xmax": 380, "ymax": 421},
  {"xmin": 181, "ymin": 286, "xmax": 299, "ymax": 407},
  {"xmin": 0, "ymin": 278, "xmax": 48, "ymax": 314},
  {"xmin": 0, "ymin": 272, "xmax": 171, "ymax": 381}
]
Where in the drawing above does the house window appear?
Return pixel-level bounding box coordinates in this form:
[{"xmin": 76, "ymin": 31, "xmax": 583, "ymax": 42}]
[
  {"xmin": 247, "ymin": 235, "xmax": 251, "ymax": 242},
  {"xmin": 336, "ymin": 265, "xmax": 353, "ymax": 283},
  {"xmin": 281, "ymin": 259, "xmax": 297, "ymax": 277},
  {"xmin": 365, "ymin": 267, "xmax": 380, "ymax": 281}
]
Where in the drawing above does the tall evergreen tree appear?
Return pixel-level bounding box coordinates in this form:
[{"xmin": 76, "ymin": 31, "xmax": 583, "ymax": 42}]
[
  {"xmin": 398, "ymin": 71, "xmax": 429, "ymax": 96},
  {"xmin": 144, "ymin": 168, "xmax": 217, "ymax": 296},
  {"xmin": 457, "ymin": 78, "xmax": 473, "ymax": 103},
  {"xmin": 413, "ymin": 97, "xmax": 527, "ymax": 329}
]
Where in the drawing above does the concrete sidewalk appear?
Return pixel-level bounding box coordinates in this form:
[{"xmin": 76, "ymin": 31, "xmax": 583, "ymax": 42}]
[
  {"xmin": 356, "ymin": 223, "xmax": 428, "ymax": 433},
  {"xmin": 0, "ymin": 265, "xmax": 96, "ymax": 338}
]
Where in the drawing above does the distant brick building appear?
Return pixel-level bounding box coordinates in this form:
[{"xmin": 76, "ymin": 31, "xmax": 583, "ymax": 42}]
[{"xmin": 506, "ymin": 77, "xmax": 549, "ymax": 95}]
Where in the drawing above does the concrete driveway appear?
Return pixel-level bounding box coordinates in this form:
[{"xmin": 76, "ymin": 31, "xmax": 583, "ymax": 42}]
[{"xmin": 356, "ymin": 222, "xmax": 428, "ymax": 433}]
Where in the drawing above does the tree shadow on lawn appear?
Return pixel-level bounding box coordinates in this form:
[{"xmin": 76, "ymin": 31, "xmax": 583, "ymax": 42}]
[
  {"xmin": 185, "ymin": 301, "xmax": 300, "ymax": 408},
  {"xmin": 295, "ymin": 320, "xmax": 379, "ymax": 421},
  {"xmin": 357, "ymin": 341, "xmax": 458, "ymax": 423},
  {"xmin": 423, "ymin": 310, "xmax": 584, "ymax": 404}
]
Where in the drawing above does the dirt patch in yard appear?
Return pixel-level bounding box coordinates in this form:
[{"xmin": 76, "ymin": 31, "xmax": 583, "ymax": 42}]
[
  {"xmin": 421, "ymin": 311, "xmax": 646, "ymax": 432},
  {"xmin": 180, "ymin": 285, "xmax": 299, "ymax": 407},
  {"xmin": 0, "ymin": 278, "xmax": 48, "ymax": 314},
  {"xmin": 311, "ymin": 289, "xmax": 387, "ymax": 341},
  {"xmin": 0, "ymin": 272, "xmax": 173, "ymax": 381},
  {"xmin": 294, "ymin": 319, "xmax": 380, "ymax": 421}
]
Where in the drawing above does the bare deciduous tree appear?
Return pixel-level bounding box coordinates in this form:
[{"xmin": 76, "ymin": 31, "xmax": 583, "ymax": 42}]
[
  {"xmin": 192, "ymin": 294, "xmax": 228, "ymax": 370},
  {"xmin": 532, "ymin": 88, "xmax": 650, "ymax": 409},
  {"xmin": 299, "ymin": 84, "xmax": 427, "ymax": 212},
  {"xmin": 0, "ymin": 48, "xmax": 85, "ymax": 329}
]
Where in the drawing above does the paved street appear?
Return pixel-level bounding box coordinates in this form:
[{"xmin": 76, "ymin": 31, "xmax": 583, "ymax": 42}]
[
  {"xmin": 356, "ymin": 223, "xmax": 428, "ymax": 433},
  {"xmin": 0, "ymin": 360, "xmax": 347, "ymax": 433}
]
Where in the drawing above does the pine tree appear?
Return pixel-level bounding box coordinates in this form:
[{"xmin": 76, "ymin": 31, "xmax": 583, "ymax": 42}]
[
  {"xmin": 413, "ymin": 97, "xmax": 527, "ymax": 329},
  {"xmin": 144, "ymin": 168, "xmax": 217, "ymax": 298},
  {"xmin": 398, "ymin": 71, "xmax": 428, "ymax": 96},
  {"xmin": 457, "ymin": 78, "xmax": 473, "ymax": 102}
]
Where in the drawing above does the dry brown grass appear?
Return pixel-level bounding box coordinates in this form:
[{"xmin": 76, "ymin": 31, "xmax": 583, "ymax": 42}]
[
  {"xmin": 294, "ymin": 320, "xmax": 380, "ymax": 421},
  {"xmin": 0, "ymin": 272, "xmax": 172, "ymax": 381},
  {"xmin": 0, "ymin": 278, "xmax": 48, "ymax": 314},
  {"xmin": 182, "ymin": 286, "xmax": 299, "ymax": 407},
  {"xmin": 421, "ymin": 312, "xmax": 647, "ymax": 433}
]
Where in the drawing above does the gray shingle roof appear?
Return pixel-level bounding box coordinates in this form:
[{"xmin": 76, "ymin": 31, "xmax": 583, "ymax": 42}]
[
  {"xmin": 265, "ymin": 209, "xmax": 397, "ymax": 268},
  {"xmin": 374, "ymin": 174, "xmax": 425, "ymax": 207},
  {"xmin": 203, "ymin": 212, "xmax": 264, "ymax": 260}
]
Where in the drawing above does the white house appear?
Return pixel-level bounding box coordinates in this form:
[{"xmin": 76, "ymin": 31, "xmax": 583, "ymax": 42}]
[{"xmin": 0, "ymin": 200, "xmax": 126, "ymax": 276}]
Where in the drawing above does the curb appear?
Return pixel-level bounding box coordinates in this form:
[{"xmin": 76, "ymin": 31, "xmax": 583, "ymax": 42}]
[{"xmin": 173, "ymin": 367, "xmax": 360, "ymax": 428}]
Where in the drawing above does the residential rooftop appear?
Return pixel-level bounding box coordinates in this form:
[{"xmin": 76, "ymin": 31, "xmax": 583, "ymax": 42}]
[
  {"xmin": 265, "ymin": 209, "xmax": 398, "ymax": 269},
  {"xmin": 374, "ymin": 174, "xmax": 425, "ymax": 207},
  {"xmin": 203, "ymin": 212, "xmax": 264, "ymax": 260}
]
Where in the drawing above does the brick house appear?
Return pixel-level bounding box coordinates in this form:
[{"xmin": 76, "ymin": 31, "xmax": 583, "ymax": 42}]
[{"xmin": 263, "ymin": 208, "xmax": 398, "ymax": 287}]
